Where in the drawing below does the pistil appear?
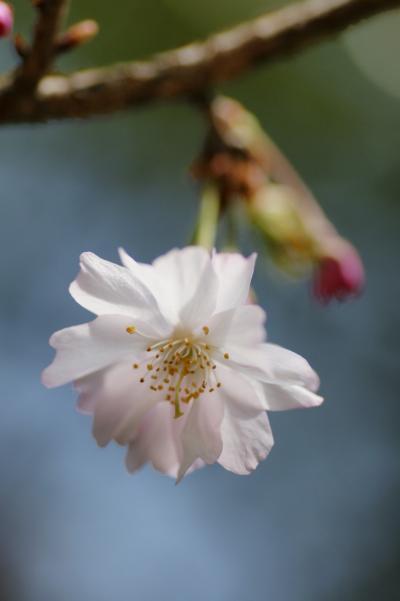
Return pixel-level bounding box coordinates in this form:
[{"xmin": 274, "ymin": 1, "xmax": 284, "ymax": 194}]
[{"xmin": 126, "ymin": 327, "xmax": 229, "ymax": 418}]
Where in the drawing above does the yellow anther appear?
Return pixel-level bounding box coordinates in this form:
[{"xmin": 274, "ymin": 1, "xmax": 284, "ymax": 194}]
[
  {"xmin": 217, "ymin": 382, "xmax": 221, "ymax": 388},
  {"xmin": 140, "ymin": 378, "xmax": 145, "ymax": 383},
  {"xmin": 126, "ymin": 326, "xmax": 136, "ymax": 334},
  {"xmin": 224, "ymin": 353, "xmax": 230, "ymax": 360},
  {"xmin": 133, "ymin": 331, "xmax": 221, "ymax": 418}
]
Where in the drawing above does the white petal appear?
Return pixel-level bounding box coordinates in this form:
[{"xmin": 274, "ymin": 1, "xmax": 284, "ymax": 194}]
[
  {"xmin": 261, "ymin": 381, "xmax": 323, "ymax": 411},
  {"xmin": 179, "ymin": 254, "xmax": 219, "ymax": 330},
  {"xmin": 218, "ymin": 407, "xmax": 274, "ymax": 475},
  {"xmin": 42, "ymin": 315, "xmax": 150, "ymax": 388},
  {"xmin": 69, "ymin": 252, "xmax": 170, "ymax": 336},
  {"xmin": 215, "ymin": 343, "xmax": 320, "ymax": 392},
  {"xmin": 264, "ymin": 344, "xmax": 320, "ymax": 392},
  {"xmin": 74, "ymin": 372, "xmax": 98, "ymax": 415},
  {"xmin": 84, "ymin": 363, "xmax": 157, "ymax": 447},
  {"xmin": 118, "ymin": 248, "xmax": 161, "ymax": 300},
  {"xmin": 152, "ymin": 247, "xmax": 212, "ymax": 322},
  {"xmin": 226, "ymin": 305, "xmax": 266, "ymax": 345},
  {"xmin": 196, "ymin": 305, "xmax": 266, "ymax": 347},
  {"xmin": 177, "ymin": 393, "xmax": 224, "ymax": 482},
  {"xmin": 212, "ymin": 252, "xmax": 256, "ymax": 312},
  {"xmin": 125, "ymin": 403, "xmax": 186, "ymax": 478},
  {"xmin": 216, "ymin": 366, "xmax": 267, "ymax": 415}
]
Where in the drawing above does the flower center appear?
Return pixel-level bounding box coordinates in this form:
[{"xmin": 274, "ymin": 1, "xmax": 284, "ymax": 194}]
[{"xmin": 127, "ymin": 327, "xmax": 225, "ymax": 419}]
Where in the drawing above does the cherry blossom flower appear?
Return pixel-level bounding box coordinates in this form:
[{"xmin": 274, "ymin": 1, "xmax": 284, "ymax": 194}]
[{"xmin": 42, "ymin": 247, "xmax": 323, "ymax": 481}]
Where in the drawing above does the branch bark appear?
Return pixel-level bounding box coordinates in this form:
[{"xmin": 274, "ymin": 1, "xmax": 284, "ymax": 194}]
[
  {"xmin": 14, "ymin": 0, "xmax": 70, "ymax": 91},
  {"xmin": 0, "ymin": 0, "xmax": 398, "ymax": 124}
]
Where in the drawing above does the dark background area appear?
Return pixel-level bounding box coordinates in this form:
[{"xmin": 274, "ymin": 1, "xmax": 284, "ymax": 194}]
[{"xmin": 0, "ymin": 1, "xmax": 399, "ymax": 600}]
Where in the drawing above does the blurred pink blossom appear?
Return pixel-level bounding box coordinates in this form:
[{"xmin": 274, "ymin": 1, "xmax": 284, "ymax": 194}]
[
  {"xmin": 313, "ymin": 245, "xmax": 365, "ymax": 304},
  {"xmin": 0, "ymin": 2, "xmax": 12, "ymax": 37}
]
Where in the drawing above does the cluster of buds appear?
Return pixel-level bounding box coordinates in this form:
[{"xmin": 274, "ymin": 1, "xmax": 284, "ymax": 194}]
[
  {"xmin": 193, "ymin": 96, "xmax": 364, "ymax": 304},
  {"xmin": 0, "ymin": 1, "xmax": 12, "ymax": 37}
]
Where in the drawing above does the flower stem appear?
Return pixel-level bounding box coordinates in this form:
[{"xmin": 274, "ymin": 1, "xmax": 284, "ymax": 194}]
[{"xmin": 191, "ymin": 184, "xmax": 220, "ymax": 250}]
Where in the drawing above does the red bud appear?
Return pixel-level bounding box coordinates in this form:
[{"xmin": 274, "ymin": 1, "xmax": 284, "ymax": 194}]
[
  {"xmin": 0, "ymin": 2, "xmax": 13, "ymax": 37},
  {"xmin": 313, "ymin": 246, "xmax": 365, "ymax": 303}
]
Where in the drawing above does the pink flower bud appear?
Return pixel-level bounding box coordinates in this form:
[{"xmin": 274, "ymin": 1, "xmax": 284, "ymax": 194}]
[
  {"xmin": 313, "ymin": 245, "xmax": 365, "ymax": 303},
  {"xmin": 0, "ymin": 2, "xmax": 13, "ymax": 37}
]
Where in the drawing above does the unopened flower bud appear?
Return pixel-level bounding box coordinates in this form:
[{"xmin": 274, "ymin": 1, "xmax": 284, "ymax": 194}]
[
  {"xmin": 313, "ymin": 243, "xmax": 364, "ymax": 303},
  {"xmin": 56, "ymin": 19, "xmax": 99, "ymax": 54},
  {"xmin": 0, "ymin": 2, "xmax": 13, "ymax": 37},
  {"xmin": 248, "ymin": 184, "xmax": 316, "ymax": 276}
]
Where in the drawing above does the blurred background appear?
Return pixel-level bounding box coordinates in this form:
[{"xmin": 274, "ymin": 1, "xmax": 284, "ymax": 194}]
[{"xmin": 0, "ymin": 1, "xmax": 399, "ymax": 599}]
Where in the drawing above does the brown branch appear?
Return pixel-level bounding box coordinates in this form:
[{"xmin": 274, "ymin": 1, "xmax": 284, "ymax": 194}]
[
  {"xmin": 0, "ymin": 0, "xmax": 398, "ymax": 124},
  {"xmin": 14, "ymin": 0, "xmax": 70, "ymax": 91}
]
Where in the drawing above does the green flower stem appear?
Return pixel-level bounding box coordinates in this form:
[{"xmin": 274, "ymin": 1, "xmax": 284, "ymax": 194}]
[{"xmin": 191, "ymin": 184, "xmax": 220, "ymax": 250}]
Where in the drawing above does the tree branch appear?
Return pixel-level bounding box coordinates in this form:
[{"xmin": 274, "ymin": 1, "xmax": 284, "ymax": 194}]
[
  {"xmin": 0, "ymin": 0, "xmax": 398, "ymax": 124},
  {"xmin": 14, "ymin": 0, "xmax": 70, "ymax": 91}
]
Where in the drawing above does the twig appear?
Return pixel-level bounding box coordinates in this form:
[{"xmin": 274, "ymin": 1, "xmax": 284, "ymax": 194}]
[
  {"xmin": 15, "ymin": 0, "xmax": 70, "ymax": 91},
  {"xmin": 0, "ymin": 0, "xmax": 398, "ymax": 124}
]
